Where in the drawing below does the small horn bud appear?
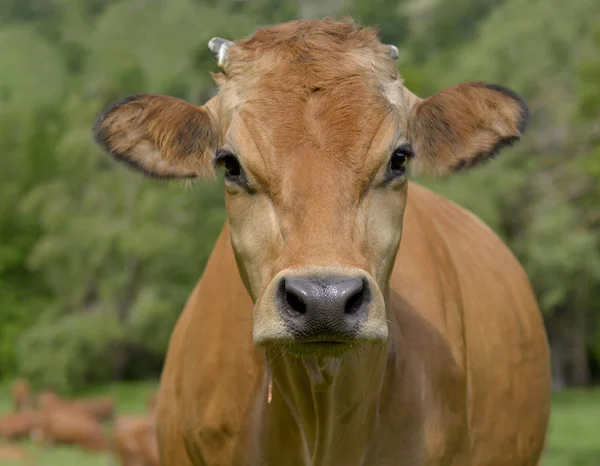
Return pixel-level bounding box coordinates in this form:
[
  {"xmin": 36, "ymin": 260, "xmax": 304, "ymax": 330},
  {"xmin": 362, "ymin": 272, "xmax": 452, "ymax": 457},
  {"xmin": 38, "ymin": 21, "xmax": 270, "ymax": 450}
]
[
  {"xmin": 388, "ymin": 45, "xmax": 399, "ymax": 60},
  {"xmin": 208, "ymin": 37, "xmax": 233, "ymax": 68}
]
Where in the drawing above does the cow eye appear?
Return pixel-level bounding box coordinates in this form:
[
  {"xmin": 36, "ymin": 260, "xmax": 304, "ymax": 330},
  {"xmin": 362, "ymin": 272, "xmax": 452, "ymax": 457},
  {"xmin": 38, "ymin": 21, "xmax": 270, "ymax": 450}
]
[
  {"xmin": 388, "ymin": 145, "xmax": 414, "ymax": 177},
  {"xmin": 215, "ymin": 151, "xmax": 242, "ymax": 181}
]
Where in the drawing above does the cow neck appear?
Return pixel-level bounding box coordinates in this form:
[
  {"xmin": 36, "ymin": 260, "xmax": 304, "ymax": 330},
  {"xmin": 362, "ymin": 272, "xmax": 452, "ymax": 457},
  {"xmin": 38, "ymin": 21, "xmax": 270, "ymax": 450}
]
[{"xmin": 263, "ymin": 336, "xmax": 394, "ymax": 466}]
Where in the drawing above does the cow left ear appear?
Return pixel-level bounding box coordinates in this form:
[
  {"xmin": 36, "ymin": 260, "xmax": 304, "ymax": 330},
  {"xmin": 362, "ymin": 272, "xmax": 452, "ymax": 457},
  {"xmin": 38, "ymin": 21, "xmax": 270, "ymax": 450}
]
[{"xmin": 405, "ymin": 82, "xmax": 529, "ymax": 175}]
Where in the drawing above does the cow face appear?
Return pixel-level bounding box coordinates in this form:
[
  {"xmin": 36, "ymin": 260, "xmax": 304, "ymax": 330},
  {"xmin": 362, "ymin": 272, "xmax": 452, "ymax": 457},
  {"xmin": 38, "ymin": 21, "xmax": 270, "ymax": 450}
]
[{"xmin": 94, "ymin": 20, "xmax": 528, "ymax": 356}]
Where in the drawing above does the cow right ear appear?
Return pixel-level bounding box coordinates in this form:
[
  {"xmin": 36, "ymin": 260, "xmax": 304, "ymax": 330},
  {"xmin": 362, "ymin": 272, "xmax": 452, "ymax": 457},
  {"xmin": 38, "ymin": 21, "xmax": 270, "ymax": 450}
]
[{"xmin": 93, "ymin": 94, "xmax": 219, "ymax": 179}]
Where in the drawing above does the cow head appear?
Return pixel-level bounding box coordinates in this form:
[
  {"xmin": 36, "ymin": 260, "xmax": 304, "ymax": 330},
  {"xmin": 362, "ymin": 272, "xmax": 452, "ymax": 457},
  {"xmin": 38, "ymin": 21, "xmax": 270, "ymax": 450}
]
[{"xmin": 93, "ymin": 19, "xmax": 528, "ymax": 357}]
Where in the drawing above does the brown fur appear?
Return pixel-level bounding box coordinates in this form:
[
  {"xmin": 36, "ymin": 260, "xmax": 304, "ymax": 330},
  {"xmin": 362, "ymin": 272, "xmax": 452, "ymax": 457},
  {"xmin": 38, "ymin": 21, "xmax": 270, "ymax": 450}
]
[
  {"xmin": 11, "ymin": 379, "xmax": 32, "ymax": 413},
  {"xmin": 0, "ymin": 412, "xmax": 38, "ymax": 441},
  {"xmin": 69, "ymin": 397, "xmax": 115, "ymax": 422},
  {"xmin": 35, "ymin": 402, "xmax": 109, "ymax": 452},
  {"xmin": 38, "ymin": 390, "xmax": 114, "ymax": 422},
  {"xmin": 0, "ymin": 443, "xmax": 32, "ymax": 464},
  {"xmin": 93, "ymin": 18, "xmax": 550, "ymax": 466},
  {"xmin": 113, "ymin": 416, "xmax": 160, "ymax": 466},
  {"xmin": 111, "ymin": 392, "xmax": 160, "ymax": 466}
]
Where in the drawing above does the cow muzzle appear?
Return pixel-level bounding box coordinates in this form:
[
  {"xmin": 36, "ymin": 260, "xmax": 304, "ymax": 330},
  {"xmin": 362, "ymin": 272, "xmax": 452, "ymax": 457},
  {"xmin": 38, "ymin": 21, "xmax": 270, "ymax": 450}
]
[{"xmin": 253, "ymin": 267, "xmax": 388, "ymax": 356}]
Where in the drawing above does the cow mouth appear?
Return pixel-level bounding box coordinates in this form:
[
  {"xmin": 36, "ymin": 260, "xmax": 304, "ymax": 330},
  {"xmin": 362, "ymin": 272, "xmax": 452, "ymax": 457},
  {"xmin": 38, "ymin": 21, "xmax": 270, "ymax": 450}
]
[{"xmin": 280, "ymin": 338, "xmax": 355, "ymax": 357}]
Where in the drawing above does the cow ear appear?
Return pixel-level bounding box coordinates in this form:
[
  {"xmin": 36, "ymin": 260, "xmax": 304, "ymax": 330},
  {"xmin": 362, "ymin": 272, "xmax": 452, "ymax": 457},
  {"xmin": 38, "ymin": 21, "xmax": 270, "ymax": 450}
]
[
  {"xmin": 93, "ymin": 94, "xmax": 219, "ymax": 179},
  {"xmin": 406, "ymin": 82, "xmax": 529, "ymax": 175}
]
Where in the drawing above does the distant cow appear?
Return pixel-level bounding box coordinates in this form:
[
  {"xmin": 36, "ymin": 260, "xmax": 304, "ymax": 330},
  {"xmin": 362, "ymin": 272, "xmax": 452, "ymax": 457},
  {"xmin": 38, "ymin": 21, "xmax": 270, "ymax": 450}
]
[
  {"xmin": 94, "ymin": 18, "xmax": 551, "ymax": 466},
  {"xmin": 0, "ymin": 411, "xmax": 38, "ymax": 441},
  {"xmin": 10, "ymin": 379, "xmax": 32, "ymax": 413},
  {"xmin": 70, "ymin": 396, "xmax": 115, "ymax": 422},
  {"xmin": 0, "ymin": 443, "xmax": 31, "ymax": 464},
  {"xmin": 35, "ymin": 401, "xmax": 109, "ymax": 452},
  {"xmin": 112, "ymin": 392, "xmax": 159, "ymax": 466},
  {"xmin": 113, "ymin": 415, "xmax": 159, "ymax": 466},
  {"xmin": 38, "ymin": 390, "xmax": 114, "ymax": 423}
]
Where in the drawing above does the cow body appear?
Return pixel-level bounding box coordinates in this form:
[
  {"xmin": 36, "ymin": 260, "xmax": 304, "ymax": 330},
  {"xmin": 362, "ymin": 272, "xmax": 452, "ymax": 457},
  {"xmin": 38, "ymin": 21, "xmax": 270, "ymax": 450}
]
[
  {"xmin": 93, "ymin": 18, "xmax": 551, "ymax": 466},
  {"xmin": 36, "ymin": 403, "xmax": 109, "ymax": 452},
  {"xmin": 38, "ymin": 391, "xmax": 115, "ymax": 423},
  {"xmin": 0, "ymin": 412, "xmax": 37, "ymax": 441},
  {"xmin": 112, "ymin": 402, "xmax": 159, "ymax": 466},
  {"xmin": 70, "ymin": 396, "xmax": 115, "ymax": 422},
  {"xmin": 155, "ymin": 183, "xmax": 549, "ymax": 466}
]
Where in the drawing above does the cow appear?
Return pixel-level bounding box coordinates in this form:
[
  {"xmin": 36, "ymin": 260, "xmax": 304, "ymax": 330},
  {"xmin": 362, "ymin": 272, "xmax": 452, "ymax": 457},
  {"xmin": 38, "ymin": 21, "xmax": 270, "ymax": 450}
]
[
  {"xmin": 0, "ymin": 412, "xmax": 38, "ymax": 441},
  {"xmin": 0, "ymin": 443, "xmax": 32, "ymax": 464},
  {"xmin": 37, "ymin": 390, "xmax": 115, "ymax": 423},
  {"xmin": 10, "ymin": 379, "xmax": 32, "ymax": 413},
  {"xmin": 34, "ymin": 400, "xmax": 109, "ymax": 452},
  {"xmin": 69, "ymin": 396, "xmax": 115, "ymax": 422},
  {"xmin": 111, "ymin": 392, "xmax": 160, "ymax": 466},
  {"xmin": 93, "ymin": 18, "xmax": 551, "ymax": 466},
  {"xmin": 112, "ymin": 416, "xmax": 160, "ymax": 466}
]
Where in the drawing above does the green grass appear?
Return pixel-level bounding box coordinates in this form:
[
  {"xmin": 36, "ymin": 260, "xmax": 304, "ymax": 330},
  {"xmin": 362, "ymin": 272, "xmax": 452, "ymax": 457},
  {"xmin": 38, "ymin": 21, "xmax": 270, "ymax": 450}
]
[
  {"xmin": 0, "ymin": 382, "xmax": 598, "ymax": 465},
  {"xmin": 542, "ymin": 390, "xmax": 600, "ymax": 466}
]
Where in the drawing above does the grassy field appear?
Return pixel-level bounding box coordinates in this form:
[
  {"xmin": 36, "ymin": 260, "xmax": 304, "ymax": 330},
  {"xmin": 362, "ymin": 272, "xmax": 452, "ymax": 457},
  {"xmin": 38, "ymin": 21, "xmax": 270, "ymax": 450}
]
[
  {"xmin": 0, "ymin": 382, "xmax": 598, "ymax": 465},
  {"xmin": 543, "ymin": 390, "xmax": 600, "ymax": 465}
]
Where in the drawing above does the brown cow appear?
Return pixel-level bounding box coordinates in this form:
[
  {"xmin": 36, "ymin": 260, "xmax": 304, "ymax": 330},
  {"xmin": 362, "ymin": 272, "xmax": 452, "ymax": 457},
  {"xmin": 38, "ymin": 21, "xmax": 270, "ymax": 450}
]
[
  {"xmin": 0, "ymin": 411, "xmax": 38, "ymax": 441},
  {"xmin": 70, "ymin": 396, "xmax": 115, "ymax": 422},
  {"xmin": 35, "ymin": 399, "xmax": 109, "ymax": 452},
  {"xmin": 37, "ymin": 390, "xmax": 114, "ymax": 423},
  {"xmin": 0, "ymin": 442, "xmax": 32, "ymax": 464},
  {"xmin": 10, "ymin": 379, "xmax": 32, "ymax": 413},
  {"xmin": 112, "ymin": 415, "xmax": 159, "ymax": 466},
  {"xmin": 93, "ymin": 18, "xmax": 551, "ymax": 466},
  {"xmin": 111, "ymin": 392, "xmax": 159, "ymax": 466}
]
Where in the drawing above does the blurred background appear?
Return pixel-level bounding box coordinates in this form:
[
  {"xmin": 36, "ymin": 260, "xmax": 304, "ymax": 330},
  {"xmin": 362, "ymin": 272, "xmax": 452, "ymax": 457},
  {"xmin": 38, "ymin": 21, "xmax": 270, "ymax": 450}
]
[{"xmin": 0, "ymin": 0, "xmax": 599, "ymax": 464}]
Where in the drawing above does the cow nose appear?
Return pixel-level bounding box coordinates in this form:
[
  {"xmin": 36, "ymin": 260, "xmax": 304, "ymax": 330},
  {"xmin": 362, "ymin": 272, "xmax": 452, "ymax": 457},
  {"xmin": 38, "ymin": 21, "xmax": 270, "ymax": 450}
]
[{"xmin": 278, "ymin": 276, "xmax": 370, "ymax": 337}]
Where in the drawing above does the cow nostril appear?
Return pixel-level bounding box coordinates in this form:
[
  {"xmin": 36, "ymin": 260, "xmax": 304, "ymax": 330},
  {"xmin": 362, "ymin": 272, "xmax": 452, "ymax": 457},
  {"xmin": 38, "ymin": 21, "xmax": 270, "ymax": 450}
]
[
  {"xmin": 286, "ymin": 291, "xmax": 307, "ymax": 314},
  {"xmin": 282, "ymin": 279, "xmax": 307, "ymax": 314},
  {"xmin": 344, "ymin": 281, "xmax": 365, "ymax": 315}
]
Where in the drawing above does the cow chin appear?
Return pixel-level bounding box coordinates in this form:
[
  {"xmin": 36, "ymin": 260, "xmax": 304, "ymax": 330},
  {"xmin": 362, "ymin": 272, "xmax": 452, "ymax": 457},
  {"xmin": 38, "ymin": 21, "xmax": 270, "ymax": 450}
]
[{"xmin": 252, "ymin": 267, "xmax": 388, "ymax": 357}]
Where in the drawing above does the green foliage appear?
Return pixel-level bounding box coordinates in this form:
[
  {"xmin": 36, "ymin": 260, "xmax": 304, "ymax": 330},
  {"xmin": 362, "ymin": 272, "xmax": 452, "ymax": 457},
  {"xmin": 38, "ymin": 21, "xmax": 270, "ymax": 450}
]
[
  {"xmin": 0, "ymin": 26, "xmax": 68, "ymax": 109},
  {"xmin": 402, "ymin": 0, "xmax": 506, "ymax": 63},
  {"xmin": 126, "ymin": 289, "xmax": 180, "ymax": 356},
  {"xmin": 17, "ymin": 311, "xmax": 124, "ymax": 393},
  {"xmin": 345, "ymin": 0, "xmax": 409, "ymax": 45}
]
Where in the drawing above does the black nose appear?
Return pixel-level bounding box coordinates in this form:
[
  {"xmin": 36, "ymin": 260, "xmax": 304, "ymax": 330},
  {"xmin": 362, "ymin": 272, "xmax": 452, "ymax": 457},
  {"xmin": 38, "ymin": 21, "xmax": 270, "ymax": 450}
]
[{"xmin": 278, "ymin": 275, "xmax": 370, "ymax": 338}]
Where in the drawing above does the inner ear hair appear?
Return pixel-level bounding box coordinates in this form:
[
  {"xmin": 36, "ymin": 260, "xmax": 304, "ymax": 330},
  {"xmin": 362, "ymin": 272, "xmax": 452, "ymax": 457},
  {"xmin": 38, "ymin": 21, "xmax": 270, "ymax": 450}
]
[
  {"xmin": 408, "ymin": 82, "xmax": 529, "ymax": 176},
  {"xmin": 93, "ymin": 94, "xmax": 217, "ymax": 179}
]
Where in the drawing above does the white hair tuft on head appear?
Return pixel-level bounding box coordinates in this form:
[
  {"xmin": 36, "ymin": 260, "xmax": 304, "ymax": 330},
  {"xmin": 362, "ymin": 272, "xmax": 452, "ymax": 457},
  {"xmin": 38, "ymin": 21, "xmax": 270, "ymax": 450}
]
[{"xmin": 208, "ymin": 37, "xmax": 233, "ymax": 68}]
